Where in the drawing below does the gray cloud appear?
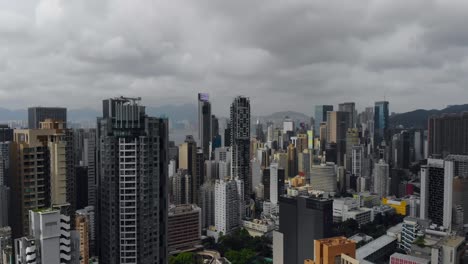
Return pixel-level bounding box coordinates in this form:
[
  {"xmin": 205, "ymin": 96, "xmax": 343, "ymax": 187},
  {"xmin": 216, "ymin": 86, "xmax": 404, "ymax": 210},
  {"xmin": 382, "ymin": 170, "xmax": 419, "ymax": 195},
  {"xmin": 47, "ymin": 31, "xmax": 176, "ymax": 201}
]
[{"xmin": 0, "ymin": 0, "xmax": 467, "ymax": 117}]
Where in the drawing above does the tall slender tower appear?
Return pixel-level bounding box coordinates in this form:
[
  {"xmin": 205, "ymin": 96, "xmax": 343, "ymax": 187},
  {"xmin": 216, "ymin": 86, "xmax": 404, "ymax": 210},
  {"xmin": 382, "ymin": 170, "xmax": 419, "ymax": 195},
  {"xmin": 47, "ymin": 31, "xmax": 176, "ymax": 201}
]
[
  {"xmin": 198, "ymin": 93, "xmax": 211, "ymax": 159},
  {"xmin": 374, "ymin": 101, "xmax": 389, "ymax": 149},
  {"xmin": 230, "ymin": 96, "xmax": 251, "ymax": 202},
  {"xmin": 97, "ymin": 97, "xmax": 168, "ymax": 264}
]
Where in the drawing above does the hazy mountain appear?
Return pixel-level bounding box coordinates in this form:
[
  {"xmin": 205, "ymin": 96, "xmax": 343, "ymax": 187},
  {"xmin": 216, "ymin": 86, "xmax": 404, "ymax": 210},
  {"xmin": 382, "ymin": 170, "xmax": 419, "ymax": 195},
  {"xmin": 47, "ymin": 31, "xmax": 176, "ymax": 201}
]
[{"xmin": 390, "ymin": 104, "xmax": 468, "ymax": 129}]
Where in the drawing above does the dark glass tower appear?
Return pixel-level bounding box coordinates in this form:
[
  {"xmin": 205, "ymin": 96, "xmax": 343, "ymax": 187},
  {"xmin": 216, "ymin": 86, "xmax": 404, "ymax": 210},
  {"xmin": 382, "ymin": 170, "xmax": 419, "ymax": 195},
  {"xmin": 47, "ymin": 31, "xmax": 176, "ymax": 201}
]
[
  {"xmin": 97, "ymin": 97, "xmax": 168, "ymax": 264},
  {"xmin": 374, "ymin": 101, "xmax": 389, "ymax": 149},
  {"xmin": 198, "ymin": 93, "xmax": 211, "ymax": 159},
  {"xmin": 314, "ymin": 105, "xmax": 333, "ymax": 134},
  {"xmin": 28, "ymin": 107, "xmax": 67, "ymax": 129},
  {"xmin": 230, "ymin": 96, "xmax": 251, "ymax": 201}
]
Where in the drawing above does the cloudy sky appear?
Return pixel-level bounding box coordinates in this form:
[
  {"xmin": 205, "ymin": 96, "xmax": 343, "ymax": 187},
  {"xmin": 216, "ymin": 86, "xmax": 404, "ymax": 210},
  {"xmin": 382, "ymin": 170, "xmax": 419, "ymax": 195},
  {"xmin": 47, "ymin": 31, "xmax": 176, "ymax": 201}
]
[{"xmin": 0, "ymin": 0, "xmax": 467, "ymax": 116}]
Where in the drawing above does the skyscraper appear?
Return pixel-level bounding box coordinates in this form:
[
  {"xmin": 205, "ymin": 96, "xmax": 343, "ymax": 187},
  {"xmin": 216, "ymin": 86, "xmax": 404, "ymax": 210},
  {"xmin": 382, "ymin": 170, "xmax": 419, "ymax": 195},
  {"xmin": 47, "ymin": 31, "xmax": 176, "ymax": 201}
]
[
  {"xmin": 428, "ymin": 112, "xmax": 468, "ymax": 157},
  {"xmin": 97, "ymin": 97, "xmax": 168, "ymax": 264},
  {"xmin": 373, "ymin": 159, "xmax": 390, "ymax": 198},
  {"xmin": 314, "ymin": 105, "xmax": 333, "ymax": 134},
  {"xmin": 339, "ymin": 102, "xmax": 356, "ymax": 128},
  {"xmin": 11, "ymin": 120, "xmax": 75, "ymax": 238},
  {"xmin": 230, "ymin": 96, "xmax": 251, "ymax": 202},
  {"xmin": 420, "ymin": 158, "xmax": 454, "ymax": 228},
  {"xmin": 326, "ymin": 111, "xmax": 350, "ymax": 166},
  {"xmin": 214, "ymin": 179, "xmax": 240, "ymax": 235},
  {"xmin": 374, "ymin": 101, "xmax": 389, "ymax": 149},
  {"xmin": 179, "ymin": 136, "xmax": 198, "ymax": 204},
  {"xmin": 277, "ymin": 196, "xmax": 333, "ymax": 264},
  {"xmin": 198, "ymin": 93, "xmax": 212, "ymax": 159},
  {"xmin": 28, "ymin": 107, "xmax": 67, "ymax": 129}
]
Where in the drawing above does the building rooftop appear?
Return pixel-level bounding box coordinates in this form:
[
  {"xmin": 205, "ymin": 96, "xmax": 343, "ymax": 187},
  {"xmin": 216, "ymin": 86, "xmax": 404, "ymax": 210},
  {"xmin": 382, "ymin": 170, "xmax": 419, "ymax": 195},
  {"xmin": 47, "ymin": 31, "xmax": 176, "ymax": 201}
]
[
  {"xmin": 390, "ymin": 253, "xmax": 429, "ymax": 263},
  {"xmin": 356, "ymin": 235, "xmax": 396, "ymax": 261},
  {"xmin": 316, "ymin": 236, "xmax": 356, "ymax": 247}
]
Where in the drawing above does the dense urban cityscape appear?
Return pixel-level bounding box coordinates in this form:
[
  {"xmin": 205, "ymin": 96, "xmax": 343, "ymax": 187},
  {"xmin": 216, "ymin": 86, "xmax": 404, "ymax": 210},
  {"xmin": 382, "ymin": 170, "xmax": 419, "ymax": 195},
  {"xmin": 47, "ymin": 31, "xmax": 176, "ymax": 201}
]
[{"xmin": 0, "ymin": 94, "xmax": 466, "ymax": 264}]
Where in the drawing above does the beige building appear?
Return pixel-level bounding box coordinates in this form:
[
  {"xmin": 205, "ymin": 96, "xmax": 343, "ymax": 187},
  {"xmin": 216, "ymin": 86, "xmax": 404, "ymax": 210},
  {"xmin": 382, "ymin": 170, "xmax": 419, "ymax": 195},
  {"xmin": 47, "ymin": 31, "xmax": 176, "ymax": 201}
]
[
  {"xmin": 11, "ymin": 119, "xmax": 73, "ymax": 238},
  {"xmin": 305, "ymin": 237, "xmax": 358, "ymax": 264},
  {"xmin": 75, "ymin": 213, "xmax": 89, "ymax": 264}
]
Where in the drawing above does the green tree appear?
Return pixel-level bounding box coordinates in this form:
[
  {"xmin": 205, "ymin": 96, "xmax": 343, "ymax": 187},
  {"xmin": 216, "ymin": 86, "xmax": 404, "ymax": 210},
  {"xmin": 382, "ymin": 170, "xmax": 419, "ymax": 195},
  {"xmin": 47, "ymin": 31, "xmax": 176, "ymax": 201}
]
[
  {"xmin": 169, "ymin": 252, "xmax": 195, "ymax": 264},
  {"xmin": 225, "ymin": 249, "xmax": 256, "ymax": 264}
]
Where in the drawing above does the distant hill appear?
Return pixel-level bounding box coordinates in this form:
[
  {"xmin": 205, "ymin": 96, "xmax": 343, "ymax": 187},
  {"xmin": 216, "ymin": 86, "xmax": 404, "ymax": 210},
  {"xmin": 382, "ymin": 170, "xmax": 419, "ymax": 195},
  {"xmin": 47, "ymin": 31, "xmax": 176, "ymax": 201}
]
[
  {"xmin": 256, "ymin": 111, "xmax": 310, "ymax": 125},
  {"xmin": 390, "ymin": 104, "xmax": 468, "ymax": 129}
]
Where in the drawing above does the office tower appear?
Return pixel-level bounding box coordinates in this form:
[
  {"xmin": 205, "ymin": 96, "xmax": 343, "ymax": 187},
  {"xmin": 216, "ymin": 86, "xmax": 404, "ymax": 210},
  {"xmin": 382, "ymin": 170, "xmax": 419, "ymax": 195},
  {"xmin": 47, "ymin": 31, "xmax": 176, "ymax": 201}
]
[
  {"xmin": 198, "ymin": 93, "xmax": 212, "ymax": 159},
  {"xmin": 230, "ymin": 96, "xmax": 251, "ymax": 202},
  {"xmin": 255, "ymin": 120, "xmax": 265, "ymax": 142},
  {"xmin": 262, "ymin": 168, "xmax": 271, "ymax": 201},
  {"xmin": 319, "ymin": 122, "xmax": 327, "ymax": 152},
  {"xmin": 28, "ymin": 107, "xmax": 67, "ymax": 129},
  {"xmin": 414, "ymin": 130, "xmax": 423, "ymax": 161},
  {"xmin": 305, "ymin": 237, "xmax": 356, "ymax": 264},
  {"xmin": 168, "ymin": 204, "xmax": 201, "ymax": 253},
  {"xmin": 214, "ymin": 179, "xmax": 240, "ymax": 235},
  {"xmin": 314, "ymin": 105, "xmax": 334, "ymax": 134},
  {"xmin": 251, "ymin": 158, "xmax": 262, "ymax": 191},
  {"xmin": 168, "ymin": 141, "xmax": 179, "ymax": 162},
  {"xmin": 283, "ymin": 117, "xmax": 294, "ymax": 135},
  {"xmin": 0, "ymin": 125, "xmax": 12, "ymax": 143},
  {"xmin": 211, "ymin": 115, "xmax": 220, "ymax": 149},
  {"xmin": 287, "ymin": 144, "xmax": 298, "ymax": 178},
  {"xmin": 339, "ymin": 102, "xmax": 356, "ymax": 128},
  {"xmin": 277, "ymin": 196, "xmax": 333, "ymax": 264},
  {"xmin": 76, "ymin": 206, "xmax": 96, "ymax": 257},
  {"xmin": 199, "ymin": 182, "xmax": 215, "ymax": 229},
  {"xmin": 224, "ymin": 122, "xmax": 231, "ymax": 147},
  {"xmin": 11, "ymin": 120, "xmax": 75, "ymax": 238},
  {"xmin": 373, "ymin": 159, "xmax": 390, "ymax": 198},
  {"xmin": 420, "ymin": 158, "xmax": 454, "ymax": 228},
  {"xmin": 296, "ymin": 133, "xmax": 308, "ymax": 154},
  {"xmin": 326, "ymin": 111, "xmax": 350, "ymax": 166},
  {"xmin": 310, "ymin": 163, "xmax": 337, "ymax": 193},
  {"xmin": 0, "ymin": 186, "xmax": 8, "ymax": 228},
  {"xmin": 270, "ymin": 162, "xmax": 285, "ymax": 205},
  {"xmin": 179, "ymin": 136, "xmax": 198, "ymax": 204},
  {"xmin": 428, "ymin": 112, "xmax": 468, "ymax": 157},
  {"xmin": 82, "ymin": 129, "xmax": 97, "ymax": 211},
  {"xmin": 97, "ymin": 97, "xmax": 168, "ymax": 264},
  {"xmin": 298, "ymin": 149, "xmax": 311, "ymax": 175},
  {"xmin": 392, "ymin": 130, "xmax": 410, "ymax": 169},
  {"xmin": 205, "ymin": 160, "xmax": 218, "ymax": 183},
  {"xmin": 170, "ymin": 169, "xmax": 192, "ymax": 205},
  {"xmin": 374, "ymin": 101, "xmax": 389, "ymax": 149},
  {"xmin": 352, "ymin": 145, "xmax": 364, "ymax": 177},
  {"xmin": 15, "ymin": 208, "xmax": 72, "ymax": 264},
  {"xmin": 345, "ymin": 128, "xmax": 359, "ymax": 171},
  {"xmin": 75, "ymin": 166, "xmax": 88, "ymax": 210},
  {"xmin": 76, "ymin": 212, "xmax": 90, "ymax": 264}
]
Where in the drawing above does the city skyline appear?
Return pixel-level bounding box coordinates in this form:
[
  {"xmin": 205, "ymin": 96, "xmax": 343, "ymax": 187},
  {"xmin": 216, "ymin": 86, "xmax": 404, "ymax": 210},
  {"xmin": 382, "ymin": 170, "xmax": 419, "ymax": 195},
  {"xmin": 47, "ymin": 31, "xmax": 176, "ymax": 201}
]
[{"xmin": 1, "ymin": 1, "xmax": 468, "ymax": 114}]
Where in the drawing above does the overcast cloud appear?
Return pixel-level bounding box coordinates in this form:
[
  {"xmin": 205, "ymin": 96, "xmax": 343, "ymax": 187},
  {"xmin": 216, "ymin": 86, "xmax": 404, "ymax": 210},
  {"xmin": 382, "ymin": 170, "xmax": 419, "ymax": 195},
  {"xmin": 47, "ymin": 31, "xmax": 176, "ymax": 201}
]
[{"xmin": 0, "ymin": 0, "xmax": 468, "ymax": 116}]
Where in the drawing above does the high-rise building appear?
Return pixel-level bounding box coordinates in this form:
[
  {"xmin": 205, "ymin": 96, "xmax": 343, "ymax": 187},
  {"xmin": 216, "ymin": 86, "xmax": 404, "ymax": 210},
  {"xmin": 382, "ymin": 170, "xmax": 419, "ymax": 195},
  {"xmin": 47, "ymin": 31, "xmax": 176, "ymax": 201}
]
[
  {"xmin": 0, "ymin": 186, "xmax": 8, "ymax": 228},
  {"xmin": 269, "ymin": 161, "xmax": 285, "ymax": 205},
  {"xmin": 373, "ymin": 159, "xmax": 390, "ymax": 198},
  {"xmin": 11, "ymin": 120, "xmax": 75, "ymax": 238},
  {"xmin": 97, "ymin": 97, "xmax": 168, "ymax": 264},
  {"xmin": 287, "ymin": 144, "xmax": 298, "ymax": 178},
  {"xmin": 0, "ymin": 226, "xmax": 12, "ymax": 264},
  {"xmin": 15, "ymin": 208, "xmax": 73, "ymax": 264},
  {"xmin": 0, "ymin": 125, "xmax": 12, "ymax": 143},
  {"xmin": 230, "ymin": 96, "xmax": 251, "ymax": 202},
  {"xmin": 28, "ymin": 107, "xmax": 67, "ymax": 129},
  {"xmin": 83, "ymin": 129, "xmax": 97, "ymax": 213},
  {"xmin": 75, "ymin": 212, "xmax": 90, "ymax": 264},
  {"xmin": 310, "ymin": 163, "xmax": 337, "ymax": 193},
  {"xmin": 345, "ymin": 128, "xmax": 359, "ymax": 171},
  {"xmin": 168, "ymin": 204, "xmax": 201, "ymax": 253},
  {"xmin": 298, "ymin": 149, "xmax": 311, "ymax": 176},
  {"xmin": 428, "ymin": 112, "xmax": 468, "ymax": 157},
  {"xmin": 277, "ymin": 196, "xmax": 333, "ymax": 264},
  {"xmin": 179, "ymin": 136, "xmax": 198, "ymax": 204},
  {"xmin": 170, "ymin": 169, "xmax": 192, "ymax": 205},
  {"xmin": 327, "ymin": 111, "xmax": 350, "ymax": 166},
  {"xmin": 76, "ymin": 206, "xmax": 96, "ymax": 257},
  {"xmin": 199, "ymin": 182, "xmax": 215, "ymax": 229},
  {"xmin": 420, "ymin": 158, "xmax": 454, "ymax": 228},
  {"xmin": 352, "ymin": 145, "xmax": 364, "ymax": 178},
  {"xmin": 314, "ymin": 105, "xmax": 333, "ymax": 134},
  {"xmin": 214, "ymin": 179, "xmax": 240, "ymax": 235},
  {"xmin": 339, "ymin": 102, "xmax": 356, "ymax": 128},
  {"xmin": 374, "ymin": 101, "xmax": 389, "ymax": 149},
  {"xmin": 198, "ymin": 93, "xmax": 211, "ymax": 159}
]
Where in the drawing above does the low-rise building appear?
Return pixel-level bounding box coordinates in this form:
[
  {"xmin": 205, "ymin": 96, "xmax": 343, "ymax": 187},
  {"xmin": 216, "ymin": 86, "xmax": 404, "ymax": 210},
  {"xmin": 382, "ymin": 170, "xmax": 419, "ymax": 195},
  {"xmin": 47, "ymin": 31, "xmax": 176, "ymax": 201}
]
[
  {"xmin": 390, "ymin": 253, "xmax": 429, "ymax": 264},
  {"xmin": 168, "ymin": 204, "xmax": 202, "ymax": 254},
  {"xmin": 242, "ymin": 219, "xmax": 275, "ymax": 237},
  {"xmin": 356, "ymin": 235, "xmax": 397, "ymax": 263},
  {"xmin": 382, "ymin": 197, "xmax": 409, "ymax": 216}
]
